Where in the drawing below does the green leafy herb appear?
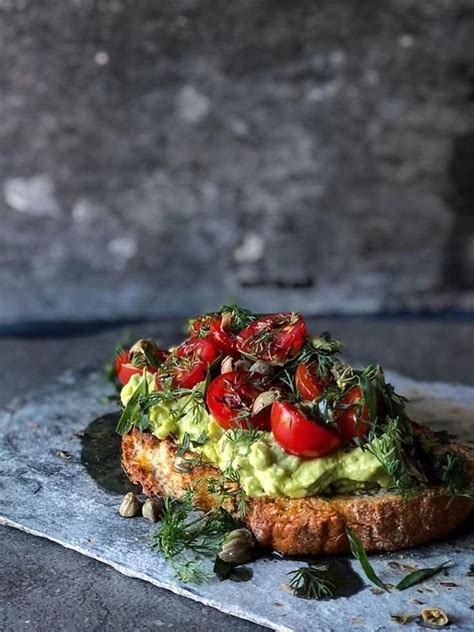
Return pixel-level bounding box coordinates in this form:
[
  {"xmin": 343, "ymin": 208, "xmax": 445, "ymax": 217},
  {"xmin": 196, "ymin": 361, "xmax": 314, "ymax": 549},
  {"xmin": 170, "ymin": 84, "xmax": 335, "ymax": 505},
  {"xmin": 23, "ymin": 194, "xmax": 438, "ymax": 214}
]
[
  {"xmin": 290, "ymin": 333, "xmax": 341, "ymax": 378},
  {"xmin": 441, "ymin": 451, "xmax": 470, "ymax": 496},
  {"xmin": 176, "ymin": 433, "xmax": 191, "ymax": 457},
  {"xmin": 390, "ymin": 613, "xmax": 414, "ymax": 625},
  {"xmin": 154, "ymin": 498, "xmax": 238, "ymax": 583},
  {"xmin": 116, "ymin": 373, "xmax": 150, "ymax": 434},
  {"xmin": 346, "ymin": 527, "xmax": 388, "ymax": 591},
  {"xmin": 452, "ymin": 486, "xmax": 474, "ymax": 500},
  {"xmin": 116, "ymin": 375, "xmax": 206, "ymax": 436},
  {"xmin": 358, "ymin": 370, "xmax": 378, "ymax": 424},
  {"xmin": 218, "ymin": 304, "xmax": 258, "ymax": 330},
  {"xmin": 207, "ymin": 464, "xmax": 248, "ymax": 517},
  {"xmin": 222, "ymin": 426, "xmax": 266, "ymax": 451},
  {"xmin": 311, "ymin": 332, "xmax": 342, "ymax": 354},
  {"xmin": 395, "ymin": 561, "xmax": 451, "ymax": 591},
  {"xmin": 288, "ymin": 564, "xmax": 338, "ymax": 599},
  {"xmin": 364, "ymin": 417, "xmax": 424, "ymax": 496}
]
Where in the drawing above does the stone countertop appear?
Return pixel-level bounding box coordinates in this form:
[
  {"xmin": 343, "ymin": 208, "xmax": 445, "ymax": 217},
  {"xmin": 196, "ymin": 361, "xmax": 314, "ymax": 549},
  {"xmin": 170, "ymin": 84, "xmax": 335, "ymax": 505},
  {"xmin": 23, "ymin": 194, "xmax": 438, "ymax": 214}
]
[{"xmin": 0, "ymin": 317, "xmax": 473, "ymax": 632}]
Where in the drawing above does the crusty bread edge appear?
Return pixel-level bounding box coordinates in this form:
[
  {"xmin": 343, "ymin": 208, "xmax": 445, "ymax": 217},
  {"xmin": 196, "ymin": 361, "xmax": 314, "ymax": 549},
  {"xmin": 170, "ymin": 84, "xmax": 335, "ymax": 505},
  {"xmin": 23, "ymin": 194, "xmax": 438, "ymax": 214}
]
[{"xmin": 122, "ymin": 429, "xmax": 473, "ymax": 555}]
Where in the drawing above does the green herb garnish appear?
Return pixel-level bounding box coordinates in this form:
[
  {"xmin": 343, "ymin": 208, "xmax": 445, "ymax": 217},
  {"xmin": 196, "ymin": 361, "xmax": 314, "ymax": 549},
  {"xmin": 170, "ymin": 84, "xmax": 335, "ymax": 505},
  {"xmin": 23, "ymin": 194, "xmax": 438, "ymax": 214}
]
[
  {"xmin": 218, "ymin": 304, "xmax": 258, "ymax": 330},
  {"xmin": 346, "ymin": 527, "xmax": 388, "ymax": 591},
  {"xmin": 288, "ymin": 564, "xmax": 338, "ymax": 599},
  {"xmin": 154, "ymin": 499, "xmax": 238, "ymax": 583},
  {"xmin": 395, "ymin": 561, "xmax": 451, "ymax": 591}
]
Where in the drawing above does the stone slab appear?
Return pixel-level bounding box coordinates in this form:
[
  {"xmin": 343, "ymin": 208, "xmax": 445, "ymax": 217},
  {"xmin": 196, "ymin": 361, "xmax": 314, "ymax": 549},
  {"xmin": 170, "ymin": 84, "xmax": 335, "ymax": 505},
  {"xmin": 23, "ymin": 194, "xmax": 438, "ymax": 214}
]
[{"xmin": 0, "ymin": 369, "xmax": 473, "ymax": 631}]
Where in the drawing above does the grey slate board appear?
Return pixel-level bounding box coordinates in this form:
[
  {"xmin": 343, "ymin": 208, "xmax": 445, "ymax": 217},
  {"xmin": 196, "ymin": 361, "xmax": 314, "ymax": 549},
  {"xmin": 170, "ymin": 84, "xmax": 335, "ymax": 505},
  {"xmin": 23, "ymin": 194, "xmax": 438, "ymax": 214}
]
[{"xmin": 0, "ymin": 369, "xmax": 473, "ymax": 631}]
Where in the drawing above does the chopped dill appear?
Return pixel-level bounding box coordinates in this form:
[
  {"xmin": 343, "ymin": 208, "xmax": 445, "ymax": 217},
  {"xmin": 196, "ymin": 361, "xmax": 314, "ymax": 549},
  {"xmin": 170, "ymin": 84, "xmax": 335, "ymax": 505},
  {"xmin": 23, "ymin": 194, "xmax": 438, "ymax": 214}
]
[
  {"xmin": 154, "ymin": 498, "xmax": 239, "ymax": 582},
  {"xmin": 288, "ymin": 564, "xmax": 339, "ymax": 599}
]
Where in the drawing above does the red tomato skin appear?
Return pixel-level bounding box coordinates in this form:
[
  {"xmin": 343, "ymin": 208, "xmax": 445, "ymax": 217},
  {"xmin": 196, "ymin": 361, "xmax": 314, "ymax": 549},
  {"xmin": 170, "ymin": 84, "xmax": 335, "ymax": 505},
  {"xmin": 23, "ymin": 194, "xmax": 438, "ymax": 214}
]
[
  {"xmin": 206, "ymin": 371, "xmax": 271, "ymax": 431},
  {"xmin": 175, "ymin": 337, "xmax": 217, "ymax": 364},
  {"xmin": 167, "ymin": 337, "xmax": 218, "ymax": 389},
  {"xmin": 172, "ymin": 364, "xmax": 207, "ymax": 389},
  {"xmin": 237, "ymin": 313, "xmax": 307, "ymax": 363},
  {"xmin": 189, "ymin": 315, "xmax": 239, "ymax": 357},
  {"xmin": 271, "ymin": 401, "xmax": 341, "ymax": 458},
  {"xmin": 336, "ymin": 386, "xmax": 369, "ymax": 441},
  {"xmin": 209, "ymin": 320, "xmax": 239, "ymax": 357},
  {"xmin": 295, "ymin": 362, "xmax": 333, "ymax": 401},
  {"xmin": 115, "ymin": 351, "xmax": 159, "ymax": 385},
  {"xmin": 188, "ymin": 314, "xmax": 217, "ymax": 337}
]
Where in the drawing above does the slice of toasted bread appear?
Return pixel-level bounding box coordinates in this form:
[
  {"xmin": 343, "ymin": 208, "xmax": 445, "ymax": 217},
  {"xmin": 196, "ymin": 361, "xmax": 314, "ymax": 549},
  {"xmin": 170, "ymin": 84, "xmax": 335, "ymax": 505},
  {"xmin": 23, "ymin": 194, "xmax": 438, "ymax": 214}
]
[{"xmin": 122, "ymin": 429, "xmax": 473, "ymax": 555}]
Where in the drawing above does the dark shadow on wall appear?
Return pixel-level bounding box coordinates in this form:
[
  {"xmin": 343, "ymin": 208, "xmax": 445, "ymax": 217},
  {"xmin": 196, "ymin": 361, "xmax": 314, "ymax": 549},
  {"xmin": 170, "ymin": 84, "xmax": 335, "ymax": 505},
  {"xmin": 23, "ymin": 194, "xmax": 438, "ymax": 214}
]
[{"xmin": 443, "ymin": 132, "xmax": 474, "ymax": 290}]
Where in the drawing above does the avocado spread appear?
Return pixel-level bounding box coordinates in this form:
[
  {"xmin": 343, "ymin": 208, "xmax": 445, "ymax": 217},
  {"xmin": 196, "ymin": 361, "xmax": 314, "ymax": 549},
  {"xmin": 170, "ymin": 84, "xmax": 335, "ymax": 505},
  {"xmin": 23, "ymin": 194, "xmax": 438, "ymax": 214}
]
[{"xmin": 121, "ymin": 374, "xmax": 392, "ymax": 498}]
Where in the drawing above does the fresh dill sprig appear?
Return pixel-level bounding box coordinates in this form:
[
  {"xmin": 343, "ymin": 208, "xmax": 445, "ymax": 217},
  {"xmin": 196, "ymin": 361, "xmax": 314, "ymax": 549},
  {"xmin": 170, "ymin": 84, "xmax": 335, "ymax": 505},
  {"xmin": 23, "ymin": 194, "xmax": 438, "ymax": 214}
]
[
  {"xmin": 363, "ymin": 417, "xmax": 424, "ymax": 496},
  {"xmin": 154, "ymin": 498, "xmax": 238, "ymax": 582},
  {"xmin": 222, "ymin": 426, "xmax": 266, "ymax": 451},
  {"xmin": 287, "ymin": 332, "xmax": 341, "ymax": 378},
  {"xmin": 437, "ymin": 450, "xmax": 472, "ymax": 499},
  {"xmin": 173, "ymin": 560, "xmax": 212, "ymax": 584},
  {"xmin": 218, "ymin": 304, "xmax": 258, "ymax": 330},
  {"xmin": 279, "ymin": 369, "xmax": 300, "ymax": 401},
  {"xmin": 288, "ymin": 564, "xmax": 339, "ymax": 599},
  {"xmin": 205, "ymin": 463, "xmax": 248, "ymax": 517}
]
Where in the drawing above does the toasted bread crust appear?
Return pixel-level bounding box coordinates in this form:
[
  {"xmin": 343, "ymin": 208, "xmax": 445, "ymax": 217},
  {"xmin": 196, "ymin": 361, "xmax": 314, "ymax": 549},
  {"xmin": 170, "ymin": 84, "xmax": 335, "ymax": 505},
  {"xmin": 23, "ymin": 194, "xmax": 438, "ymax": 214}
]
[{"xmin": 122, "ymin": 429, "xmax": 473, "ymax": 555}]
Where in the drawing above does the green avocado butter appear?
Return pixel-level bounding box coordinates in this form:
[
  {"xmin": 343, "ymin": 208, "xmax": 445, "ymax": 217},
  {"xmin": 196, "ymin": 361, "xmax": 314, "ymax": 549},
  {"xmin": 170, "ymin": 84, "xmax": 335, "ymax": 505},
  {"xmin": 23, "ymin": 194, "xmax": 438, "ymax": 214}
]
[
  {"xmin": 121, "ymin": 376, "xmax": 392, "ymax": 498},
  {"xmin": 121, "ymin": 374, "xmax": 219, "ymax": 442}
]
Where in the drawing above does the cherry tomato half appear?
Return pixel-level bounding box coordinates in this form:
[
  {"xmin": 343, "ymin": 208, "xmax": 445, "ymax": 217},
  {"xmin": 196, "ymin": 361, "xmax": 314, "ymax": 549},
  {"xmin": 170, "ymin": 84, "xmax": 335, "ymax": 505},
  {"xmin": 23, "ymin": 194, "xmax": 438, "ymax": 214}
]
[
  {"xmin": 188, "ymin": 313, "xmax": 218, "ymax": 337},
  {"xmin": 206, "ymin": 370, "xmax": 273, "ymax": 430},
  {"xmin": 271, "ymin": 400, "xmax": 341, "ymax": 458},
  {"xmin": 237, "ymin": 312, "xmax": 307, "ymax": 364},
  {"xmin": 336, "ymin": 386, "xmax": 370, "ymax": 441},
  {"xmin": 115, "ymin": 340, "xmax": 169, "ymax": 386},
  {"xmin": 208, "ymin": 318, "xmax": 239, "ymax": 357},
  {"xmin": 189, "ymin": 313, "xmax": 239, "ymax": 357},
  {"xmin": 295, "ymin": 362, "xmax": 333, "ymax": 401},
  {"xmin": 167, "ymin": 337, "xmax": 218, "ymax": 389}
]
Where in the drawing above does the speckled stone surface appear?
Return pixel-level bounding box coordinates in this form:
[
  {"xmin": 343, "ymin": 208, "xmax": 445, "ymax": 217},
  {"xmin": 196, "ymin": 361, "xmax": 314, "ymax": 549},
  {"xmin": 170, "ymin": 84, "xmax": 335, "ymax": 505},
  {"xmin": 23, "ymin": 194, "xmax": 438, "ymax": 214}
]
[{"xmin": 0, "ymin": 369, "xmax": 473, "ymax": 631}]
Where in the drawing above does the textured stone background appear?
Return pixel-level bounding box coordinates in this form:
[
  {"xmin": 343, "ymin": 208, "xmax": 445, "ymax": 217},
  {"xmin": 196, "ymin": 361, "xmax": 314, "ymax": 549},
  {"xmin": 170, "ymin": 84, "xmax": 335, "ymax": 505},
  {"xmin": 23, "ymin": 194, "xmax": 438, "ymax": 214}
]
[{"xmin": 1, "ymin": 0, "xmax": 473, "ymax": 324}]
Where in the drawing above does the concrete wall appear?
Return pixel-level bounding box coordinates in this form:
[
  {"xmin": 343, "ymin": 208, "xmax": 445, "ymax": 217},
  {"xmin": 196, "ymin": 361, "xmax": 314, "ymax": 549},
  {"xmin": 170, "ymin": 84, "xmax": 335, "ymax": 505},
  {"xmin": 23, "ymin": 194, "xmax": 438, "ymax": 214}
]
[{"xmin": 1, "ymin": 0, "xmax": 473, "ymax": 323}]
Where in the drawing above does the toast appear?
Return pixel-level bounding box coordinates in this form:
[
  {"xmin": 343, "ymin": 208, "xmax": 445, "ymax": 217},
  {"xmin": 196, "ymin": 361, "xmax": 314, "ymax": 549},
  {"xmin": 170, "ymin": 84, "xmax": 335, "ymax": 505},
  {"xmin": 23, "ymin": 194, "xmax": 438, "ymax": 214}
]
[
  {"xmin": 122, "ymin": 428, "xmax": 473, "ymax": 555},
  {"xmin": 116, "ymin": 307, "xmax": 473, "ymax": 557}
]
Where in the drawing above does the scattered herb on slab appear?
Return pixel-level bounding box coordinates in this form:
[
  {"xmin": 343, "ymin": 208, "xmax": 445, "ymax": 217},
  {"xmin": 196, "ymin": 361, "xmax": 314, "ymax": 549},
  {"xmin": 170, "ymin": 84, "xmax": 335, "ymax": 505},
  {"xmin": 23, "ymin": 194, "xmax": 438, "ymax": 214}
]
[
  {"xmin": 154, "ymin": 498, "xmax": 238, "ymax": 583},
  {"xmin": 395, "ymin": 561, "xmax": 451, "ymax": 591},
  {"xmin": 390, "ymin": 613, "xmax": 414, "ymax": 625},
  {"xmin": 346, "ymin": 527, "xmax": 388, "ymax": 592},
  {"xmin": 287, "ymin": 564, "xmax": 339, "ymax": 599}
]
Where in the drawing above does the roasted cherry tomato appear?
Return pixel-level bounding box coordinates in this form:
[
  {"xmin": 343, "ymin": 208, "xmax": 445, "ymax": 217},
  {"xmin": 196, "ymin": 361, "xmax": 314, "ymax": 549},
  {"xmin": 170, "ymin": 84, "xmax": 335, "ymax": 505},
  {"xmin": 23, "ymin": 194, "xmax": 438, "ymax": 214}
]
[
  {"xmin": 188, "ymin": 313, "xmax": 218, "ymax": 337},
  {"xmin": 206, "ymin": 370, "xmax": 273, "ymax": 430},
  {"xmin": 336, "ymin": 386, "xmax": 370, "ymax": 441},
  {"xmin": 295, "ymin": 362, "xmax": 333, "ymax": 401},
  {"xmin": 237, "ymin": 312, "xmax": 307, "ymax": 364},
  {"xmin": 189, "ymin": 313, "xmax": 239, "ymax": 357},
  {"xmin": 115, "ymin": 339, "xmax": 169, "ymax": 385},
  {"xmin": 167, "ymin": 337, "xmax": 218, "ymax": 389},
  {"xmin": 208, "ymin": 318, "xmax": 239, "ymax": 357},
  {"xmin": 271, "ymin": 401, "xmax": 341, "ymax": 458}
]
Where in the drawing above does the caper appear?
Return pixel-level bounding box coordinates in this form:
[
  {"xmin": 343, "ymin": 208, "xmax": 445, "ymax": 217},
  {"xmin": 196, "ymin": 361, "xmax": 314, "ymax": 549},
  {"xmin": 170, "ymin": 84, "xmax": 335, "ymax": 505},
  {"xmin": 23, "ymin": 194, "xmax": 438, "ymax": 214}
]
[
  {"xmin": 218, "ymin": 528, "xmax": 255, "ymax": 565},
  {"xmin": 119, "ymin": 492, "xmax": 142, "ymax": 518},
  {"xmin": 142, "ymin": 497, "xmax": 164, "ymax": 522}
]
